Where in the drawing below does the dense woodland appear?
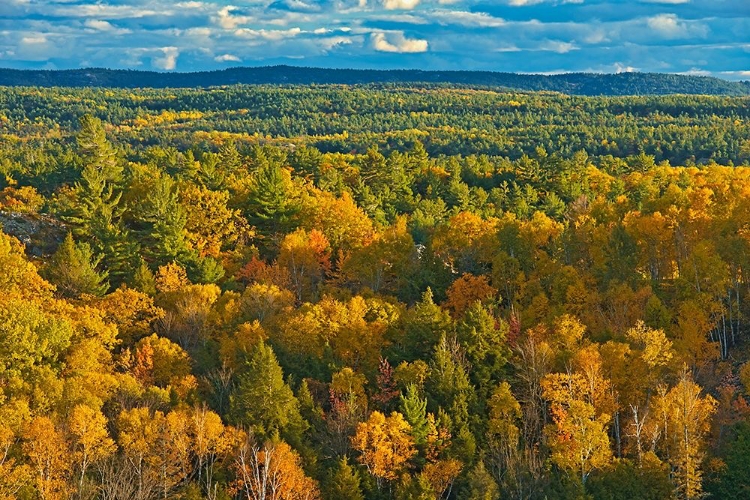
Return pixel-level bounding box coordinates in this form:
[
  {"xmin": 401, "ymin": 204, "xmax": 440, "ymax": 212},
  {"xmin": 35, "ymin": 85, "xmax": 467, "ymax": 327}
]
[
  {"xmin": 1, "ymin": 68, "xmax": 749, "ymax": 96},
  {"xmin": 1, "ymin": 84, "xmax": 750, "ymax": 500}
]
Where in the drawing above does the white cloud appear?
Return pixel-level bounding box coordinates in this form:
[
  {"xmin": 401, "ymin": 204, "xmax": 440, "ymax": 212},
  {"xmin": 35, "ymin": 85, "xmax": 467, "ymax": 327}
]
[
  {"xmin": 84, "ymin": 19, "xmax": 131, "ymax": 35},
  {"xmin": 382, "ymin": 0, "xmax": 421, "ymax": 10},
  {"xmin": 215, "ymin": 53, "xmax": 241, "ymax": 62},
  {"xmin": 153, "ymin": 47, "xmax": 179, "ymax": 70},
  {"xmin": 504, "ymin": 0, "xmax": 583, "ymax": 5},
  {"xmin": 51, "ymin": 4, "xmax": 163, "ymax": 19},
  {"xmin": 494, "ymin": 44, "xmax": 522, "ymax": 52},
  {"xmin": 642, "ymin": 0, "xmax": 690, "ymax": 4},
  {"xmin": 234, "ymin": 27, "xmax": 302, "ymax": 41},
  {"xmin": 371, "ymin": 32, "xmax": 428, "ymax": 52},
  {"xmin": 583, "ymin": 30, "xmax": 608, "ymax": 44},
  {"xmin": 680, "ymin": 67, "xmax": 711, "ymax": 76},
  {"xmin": 184, "ymin": 27, "xmax": 213, "ymax": 37},
  {"xmin": 429, "ymin": 10, "xmax": 505, "ymax": 27},
  {"xmin": 213, "ymin": 6, "xmax": 253, "ymax": 30},
  {"xmin": 21, "ymin": 35, "xmax": 47, "ymax": 44},
  {"xmin": 646, "ymin": 13, "xmax": 708, "ymax": 39},
  {"xmin": 319, "ymin": 36, "xmax": 356, "ymax": 50},
  {"xmin": 614, "ymin": 62, "xmax": 639, "ymax": 73},
  {"xmin": 539, "ymin": 40, "xmax": 578, "ymax": 53},
  {"xmin": 175, "ymin": 1, "xmax": 210, "ymax": 8}
]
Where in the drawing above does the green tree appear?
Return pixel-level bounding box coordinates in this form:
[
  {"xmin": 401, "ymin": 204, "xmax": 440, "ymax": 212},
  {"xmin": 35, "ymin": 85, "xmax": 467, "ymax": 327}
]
[
  {"xmin": 587, "ymin": 457, "xmax": 673, "ymax": 500},
  {"xmin": 326, "ymin": 456, "xmax": 364, "ymax": 500},
  {"xmin": 246, "ymin": 162, "xmax": 300, "ymax": 251},
  {"xmin": 455, "ymin": 302, "xmax": 508, "ymax": 395},
  {"xmin": 43, "ymin": 233, "xmax": 109, "ymax": 298},
  {"xmin": 77, "ymin": 114, "xmax": 122, "ymax": 184},
  {"xmin": 400, "ymin": 385, "xmax": 430, "ymax": 449},
  {"xmin": 230, "ymin": 342, "xmax": 306, "ymax": 444},
  {"xmin": 461, "ymin": 460, "xmax": 500, "ymax": 500},
  {"xmin": 707, "ymin": 421, "xmax": 750, "ymax": 498}
]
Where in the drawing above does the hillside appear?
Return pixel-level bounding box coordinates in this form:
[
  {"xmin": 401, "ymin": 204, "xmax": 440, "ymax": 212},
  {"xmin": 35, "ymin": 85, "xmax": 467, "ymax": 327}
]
[{"xmin": 0, "ymin": 65, "xmax": 749, "ymax": 96}]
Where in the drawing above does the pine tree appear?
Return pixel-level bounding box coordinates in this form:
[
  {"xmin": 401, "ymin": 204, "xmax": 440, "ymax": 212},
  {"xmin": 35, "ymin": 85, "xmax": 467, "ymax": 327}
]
[
  {"xmin": 230, "ymin": 342, "xmax": 307, "ymax": 444},
  {"xmin": 131, "ymin": 258, "xmax": 157, "ymax": 296},
  {"xmin": 400, "ymin": 288, "xmax": 454, "ymax": 361},
  {"xmin": 400, "ymin": 385, "xmax": 430, "ymax": 449},
  {"xmin": 461, "ymin": 460, "xmax": 500, "ymax": 500},
  {"xmin": 43, "ymin": 233, "xmax": 109, "ymax": 298},
  {"xmin": 130, "ymin": 174, "xmax": 191, "ymax": 266},
  {"xmin": 326, "ymin": 457, "xmax": 364, "ymax": 500},
  {"xmin": 246, "ymin": 162, "xmax": 300, "ymax": 251},
  {"xmin": 77, "ymin": 114, "xmax": 122, "ymax": 184},
  {"xmin": 456, "ymin": 302, "xmax": 509, "ymax": 396}
]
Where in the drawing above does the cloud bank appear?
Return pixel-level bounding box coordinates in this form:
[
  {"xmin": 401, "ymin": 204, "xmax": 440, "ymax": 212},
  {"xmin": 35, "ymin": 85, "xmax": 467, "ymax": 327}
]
[{"xmin": 0, "ymin": 0, "xmax": 747, "ymax": 78}]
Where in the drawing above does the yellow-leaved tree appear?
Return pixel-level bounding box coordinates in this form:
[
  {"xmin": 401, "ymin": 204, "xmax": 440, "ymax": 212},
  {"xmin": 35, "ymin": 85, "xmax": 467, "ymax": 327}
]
[
  {"xmin": 654, "ymin": 368, "xmax": 717, "ymax": 500},
  {"xmin": 351, "ymin": 411, "xmax": 416, "ymax": 489},
  {"xmin": 541, "ymin": 372, "xmax": 612, "ymax": 484}
]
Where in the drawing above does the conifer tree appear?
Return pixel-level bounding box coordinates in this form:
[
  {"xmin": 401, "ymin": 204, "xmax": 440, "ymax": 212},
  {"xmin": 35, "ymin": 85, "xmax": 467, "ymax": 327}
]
[
  {"xmin": 230, "ymin": 342, "xmax": 307, "ymax": 444},
  {"xmin": 400, "ymin": 385, "xmax": 430, "ymax": 449},
  {"xmin": 131, "ymin": 258, "xmax": 157, "ymax": 296},
  {"xmin": 43, "ymin": 233, "xmax": 109, "ymax": 298},
  {"xmin": 246, "ymin": 162, "xmax": 300, "ymax": 250},
  {"xmin": 326, "ymin": 456, "xmax": 364, "ymax": 500},
  {"xmin": 77, "ymin": 114, "xmax": 122, "ymax": 184},
  {"xmin": 461, "ymin": 460, "xmax": 500, "ymax": 500}
]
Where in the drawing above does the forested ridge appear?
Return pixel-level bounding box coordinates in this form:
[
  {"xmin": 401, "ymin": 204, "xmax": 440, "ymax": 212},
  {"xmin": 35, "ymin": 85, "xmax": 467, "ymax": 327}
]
[
  {"xmin": 1, "ymin": 67, "xmax": 749, "ymax": 96},
  {"xmin": 1, "ymin": 84, "xmax": 750, "ymax": 500}
]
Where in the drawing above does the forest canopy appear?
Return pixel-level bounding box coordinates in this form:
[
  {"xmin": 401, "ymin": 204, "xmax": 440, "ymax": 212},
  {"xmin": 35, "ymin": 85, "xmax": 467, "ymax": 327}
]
[{"xmin": 0, "ymin": 83, "xmax": 749, "ymax": 500}]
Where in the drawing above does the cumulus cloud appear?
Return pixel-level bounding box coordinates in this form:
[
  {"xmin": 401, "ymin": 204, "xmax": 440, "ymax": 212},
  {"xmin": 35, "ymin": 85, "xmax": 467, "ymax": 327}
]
[
  {"xmin": 84, "ymin": 19, "xmax": 131, "ymax": 35},
  {"xmin": 51, "ymin": 4, "xmax": 163, "ymax": 19},
  {"xmin": 212, "ymin": 6, "xmax": 253, "ymax": 30},
  {"xmin": 153, "ymin": 46, "xmax": 179, "ymax": 70},
  {"xmin": 0, "ymin": 0, "xmax": 746, "ymax": 77},
  {"xmin": 371, "ymin": 32, "xmax": 428, "ymax": 52},
  {"xmin": 382, "ymin": 0, "xmax": 421, "ymax": 10},
  {"xmin": 319, "ymin": 36, "xmax": 356, "ymax": 50},
  {"xmin": 646, "ymin": 13, "xmax": 708, "ymax": 39},
  {"xmin": 539, "ymin": 40, "xmax": 578, "ymax": 53},
  {"xmin": 428, "ymin": 10, "xmax": 505, "ymax": 27},
  {"xmin": 234, "ymin": 27, "xmax": 303, "ymax": 41},
  {"xmin": 21, "ymin": 35, "xmax": 47, "ymax": 44},
  {"xmin": 215, "ymin": 53, "xmax": 241, "ymax": 62}
]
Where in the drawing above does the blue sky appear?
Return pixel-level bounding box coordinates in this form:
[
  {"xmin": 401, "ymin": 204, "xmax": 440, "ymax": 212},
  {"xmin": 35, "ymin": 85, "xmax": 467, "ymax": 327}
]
[{"xmin": 1, "ymin": 0, "xmax": 749, "ymax": 78}]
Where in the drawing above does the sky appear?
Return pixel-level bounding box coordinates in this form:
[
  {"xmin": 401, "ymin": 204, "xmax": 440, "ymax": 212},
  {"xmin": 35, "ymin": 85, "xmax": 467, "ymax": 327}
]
[{"xmin": 0, "ymin": 0, "xmax": 749, "ymax": 78}]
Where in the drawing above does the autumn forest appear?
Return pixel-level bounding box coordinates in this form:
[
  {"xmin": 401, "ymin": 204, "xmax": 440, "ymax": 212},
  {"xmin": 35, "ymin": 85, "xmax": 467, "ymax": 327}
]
[{"xmin": 1, "ymin": 84, "xmax": 750, "ymax": 500}]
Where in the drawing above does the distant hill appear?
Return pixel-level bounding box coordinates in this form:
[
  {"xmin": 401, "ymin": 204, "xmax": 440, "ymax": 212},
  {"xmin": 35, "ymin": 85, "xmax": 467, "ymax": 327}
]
[{"xmin": 0, "ymin": 66, "xmax": 748, "ymax": 96}]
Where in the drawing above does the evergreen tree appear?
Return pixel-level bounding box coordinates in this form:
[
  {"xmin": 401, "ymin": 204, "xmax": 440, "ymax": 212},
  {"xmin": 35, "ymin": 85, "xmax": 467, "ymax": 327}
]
[
  {"xmin": 230, "ymin": 341, "xmax": 307, "ymax": 444},
  {"xmin": 461, "ymin": 460, "xmax": 500, "ymax": 500},
  {"xmin": 43, "ymin": 233, "xmax": 109, "ymax": 298},
  {"xmin": 326, "ymin": 457, "xmax": 364, "ymax": 500},
  {"xmin": 400, "ymin": 385, "xmax": 430, "ymax": 449},
  {"xmin": 131, "ymin": 258, "xmax": 157, "ymax": 296},
  {"xmin": 246, "ymin": 162, "xmax": 300, "ymax": 251},
  {"xmin": 129, "ymin": 174, "xmax": 191, "ymax": 266},
  {"xmin": 456, "ymin": 302, "xmax": 509, "ymax": 397},
  {"xmin": 397, "ymin": 288, "xmax": 454, "ymax": 362},
  {"xmin": 77, "ymin": 114, "xmax": 122, "ymax": 184}
]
